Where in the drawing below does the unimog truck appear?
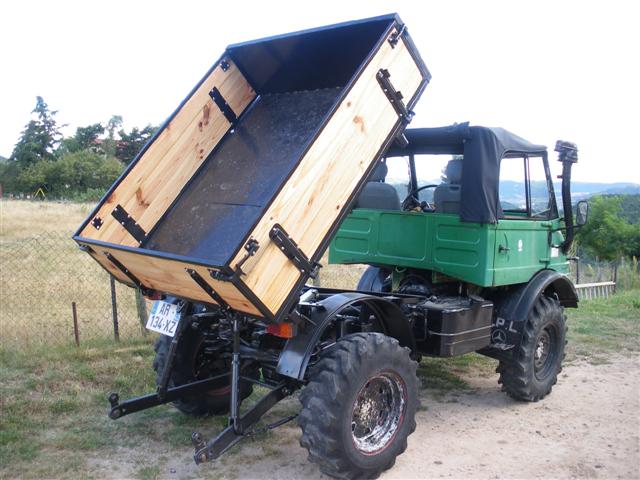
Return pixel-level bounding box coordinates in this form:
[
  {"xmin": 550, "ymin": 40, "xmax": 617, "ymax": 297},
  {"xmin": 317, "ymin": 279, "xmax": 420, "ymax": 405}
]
[{"xmin": 74, "ymin": 14, "xmax": 587, "ymax": 479}]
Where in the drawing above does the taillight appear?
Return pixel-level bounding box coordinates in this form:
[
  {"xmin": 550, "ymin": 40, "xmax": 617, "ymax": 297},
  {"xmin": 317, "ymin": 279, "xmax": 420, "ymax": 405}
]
[{"xmin": 266, "ymin": 322, "xmax": 297, "ymax": 339}]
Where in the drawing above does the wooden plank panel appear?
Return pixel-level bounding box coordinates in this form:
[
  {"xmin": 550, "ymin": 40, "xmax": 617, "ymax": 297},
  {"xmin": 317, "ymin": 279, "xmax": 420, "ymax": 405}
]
[
  {"xmin": 87, "ymin": 250, "xmax": 131, "ymax": 284},
  {"xmin": 88, "ymin": 245, "xmax": 261, "ymax": 317},
  {"xmin": 80, "ymin": 60, "xmax": 255, "ymax": 246},
  {"xmin": 235, "ymin": 33, "xmax": 424, "ymax": 314}
]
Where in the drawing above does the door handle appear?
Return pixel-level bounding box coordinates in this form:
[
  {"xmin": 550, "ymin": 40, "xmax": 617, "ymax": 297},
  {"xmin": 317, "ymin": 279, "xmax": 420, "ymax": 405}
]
[{"xmin": 499, "ymin": 244, "xmax": 510, "ymax": 253}]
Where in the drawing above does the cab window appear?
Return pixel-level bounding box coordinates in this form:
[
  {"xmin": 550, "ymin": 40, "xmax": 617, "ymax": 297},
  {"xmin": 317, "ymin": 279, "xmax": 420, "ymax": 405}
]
[{"xmin": 498, "ymin": 154, "xmax": 554, "ymax": 219}]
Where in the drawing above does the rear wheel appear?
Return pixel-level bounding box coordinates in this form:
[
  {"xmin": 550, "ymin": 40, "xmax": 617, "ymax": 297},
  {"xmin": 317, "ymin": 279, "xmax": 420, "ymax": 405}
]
[
  {"xmin": 299, "ymin": 333, "xmax": 418, "ymax": 479},
  {"xmin": 497, "ymin": 295, "xmax": 567, "ymax": 401},
  {"xmin": 356, "ymin": 266, "xmax": 391, "ymax": 293},
  {"xmin": 153, "ymin": 328, "xmax": 256, "ymax": 416}
]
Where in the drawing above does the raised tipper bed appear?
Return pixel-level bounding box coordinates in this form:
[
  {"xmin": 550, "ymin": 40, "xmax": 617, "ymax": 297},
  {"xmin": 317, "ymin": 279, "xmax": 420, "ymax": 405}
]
[{"xmin": 74, "ymin": 14, "xmax": 430, "ymax": 321}]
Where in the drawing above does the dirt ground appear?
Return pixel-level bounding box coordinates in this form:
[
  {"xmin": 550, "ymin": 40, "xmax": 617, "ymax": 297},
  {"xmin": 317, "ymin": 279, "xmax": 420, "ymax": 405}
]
[{"xmin": 87, "ymin": 354, "xmax": 639, "ymax": 480}]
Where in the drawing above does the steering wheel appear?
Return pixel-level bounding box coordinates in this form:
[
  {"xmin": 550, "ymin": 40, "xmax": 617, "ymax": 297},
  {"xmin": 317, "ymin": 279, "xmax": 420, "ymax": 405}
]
[{"xmin": 402, "ymin": 184, "xmax": 438, "ymax": 211}]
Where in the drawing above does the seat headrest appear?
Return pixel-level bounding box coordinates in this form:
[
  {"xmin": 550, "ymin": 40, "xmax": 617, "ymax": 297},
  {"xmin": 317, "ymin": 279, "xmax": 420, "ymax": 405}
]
[
  {"xmin": 444, "ymin": 159, "xmax": 463, "ymax": 183},
  {"xmin": 369, "ymin": 162, "xmax": 388, "ymax": 182}
]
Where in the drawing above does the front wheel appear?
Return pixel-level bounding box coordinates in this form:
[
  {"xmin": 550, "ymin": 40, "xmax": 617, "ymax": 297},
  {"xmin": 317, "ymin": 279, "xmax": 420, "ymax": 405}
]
[
  {"xmin": 497, "ymin": 295, "xmax": 567, "ymax": 401},
  {"xmin": 299, "ymin": 333, "xmax": 418, "ymax": 479}
]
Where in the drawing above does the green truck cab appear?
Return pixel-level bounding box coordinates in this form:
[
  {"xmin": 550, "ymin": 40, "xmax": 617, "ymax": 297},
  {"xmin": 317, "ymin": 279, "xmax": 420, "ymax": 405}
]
[{"xmin": 331, "ymin": 123, "xmax": 580, "ymax": 290}]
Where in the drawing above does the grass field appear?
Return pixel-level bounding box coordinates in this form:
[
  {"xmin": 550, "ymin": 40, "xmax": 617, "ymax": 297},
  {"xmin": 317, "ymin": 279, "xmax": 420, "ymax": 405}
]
[
  {"xmin": 1, "ymin": 199, "xmax": 639, "ymax": 478},
  {"xmin": 1, "ymin": 291, "xmax": 638, "ymax": 478},
  {"xmin": 1, "ymin": 200, "xmax": 147, "ymax": 347}
]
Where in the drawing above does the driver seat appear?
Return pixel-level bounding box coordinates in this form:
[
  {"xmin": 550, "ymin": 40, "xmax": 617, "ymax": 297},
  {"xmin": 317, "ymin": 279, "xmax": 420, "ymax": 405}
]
[
  {"xmin": 434, "ymin": 159, "xmax": 462, "ymax": 214},
  {"xmin": 355, "ymin": 162, "xmax": 401, "ymax": 211}
]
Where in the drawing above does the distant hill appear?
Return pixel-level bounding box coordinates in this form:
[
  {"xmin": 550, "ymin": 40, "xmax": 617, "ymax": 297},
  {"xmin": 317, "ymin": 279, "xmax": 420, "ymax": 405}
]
[{"xmin": 386, "ymin": 179, "xmax": 640, "ymax": 210}]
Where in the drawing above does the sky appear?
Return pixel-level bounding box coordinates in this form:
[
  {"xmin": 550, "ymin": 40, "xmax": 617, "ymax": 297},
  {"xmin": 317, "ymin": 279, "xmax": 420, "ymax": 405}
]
[{"xmin": 1, "ymin": 0, "xmax": 638, "ymax": 183}]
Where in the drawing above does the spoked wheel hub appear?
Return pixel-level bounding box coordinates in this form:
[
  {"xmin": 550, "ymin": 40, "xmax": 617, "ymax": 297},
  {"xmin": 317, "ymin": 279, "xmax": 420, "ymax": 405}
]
[
  {"xmin": 534, "ymin": 325, "xmax": 557, "ymax": 380},
  {"xmin": 351, "ymin": 370, "xmax": 407, "ymax": 455}
]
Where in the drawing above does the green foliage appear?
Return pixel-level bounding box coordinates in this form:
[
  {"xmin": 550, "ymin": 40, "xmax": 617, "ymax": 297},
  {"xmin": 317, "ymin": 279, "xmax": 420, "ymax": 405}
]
[
  {"xmin": 619, "ymin": 194, "xmax": 640, "ymax": 224},
  {"xmin": 59, "ymin": 123, "xmax": 105, "ymax": 154},
  {"xmin": 103, "ymin": 115, "xmax": 123, "ymax": 157},
  {"xmin": 576, "ymin": 195, "xmax": 640, "ymax": 260},
  {"xmin": 14, "ymin": 150, "xmax": 122, "ymax": 198},
  {"xmin": 0, "ymin": 160, "xmax": 21, "ymax": 192},
  {"xmin": 10, "ymin": 96, "xmax": 63, "ymax": 167},
  {"xmin": 116, "ymin": 124, "xmax": 157, "ymax": 164}
]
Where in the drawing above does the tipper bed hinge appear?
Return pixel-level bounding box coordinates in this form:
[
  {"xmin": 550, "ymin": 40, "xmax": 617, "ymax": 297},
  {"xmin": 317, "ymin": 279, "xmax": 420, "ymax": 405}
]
[
  {"xmin": 376, "ymin": 69, "xmax": 413, "ymax": 125},
  {"xmin": 111, "ymin": 204, "xmax": 147, "ymax": 244},
  {"xmin": 104, "ymin": 252, "xmax": 151, "ymax": 295},
  {"xmin": 388, "ymin": 24, "xmax": 406, "ymax": 48},
  {"xmin": 269, "ymin": 224, "xmax": 321, "ymax": 279},
  {"xmin": 186, "ymin": 268, "xmax": 231, "ymax": 310}
]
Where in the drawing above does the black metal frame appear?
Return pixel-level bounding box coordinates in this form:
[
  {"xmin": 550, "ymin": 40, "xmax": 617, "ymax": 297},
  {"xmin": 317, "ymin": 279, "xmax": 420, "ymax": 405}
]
[{"xmin": 108, "ymin": 308, "xmax": 296, "ymax": 464}]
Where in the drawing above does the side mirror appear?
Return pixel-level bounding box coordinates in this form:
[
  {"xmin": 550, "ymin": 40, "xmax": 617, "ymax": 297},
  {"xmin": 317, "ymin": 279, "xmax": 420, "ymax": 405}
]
[{"xmin": 576, "ymin": 200, "xmax": 589, "ymax": 226}]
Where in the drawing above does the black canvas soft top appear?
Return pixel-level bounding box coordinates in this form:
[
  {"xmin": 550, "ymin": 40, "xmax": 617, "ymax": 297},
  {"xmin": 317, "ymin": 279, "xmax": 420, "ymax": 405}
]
[{"xmin": 386, "ymin": 122, "xmax": 548, "ymax": 224}]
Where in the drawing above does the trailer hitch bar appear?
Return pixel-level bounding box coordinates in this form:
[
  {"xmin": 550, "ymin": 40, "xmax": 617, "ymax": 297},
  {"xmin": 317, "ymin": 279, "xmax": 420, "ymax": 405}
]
[
  {"xmin": 192, "ymin": 381, "xmax": 292, "ymax": 464},
  {"xmin": 107, "ymin": 373, "xmax": 229, "ymax": 420}
]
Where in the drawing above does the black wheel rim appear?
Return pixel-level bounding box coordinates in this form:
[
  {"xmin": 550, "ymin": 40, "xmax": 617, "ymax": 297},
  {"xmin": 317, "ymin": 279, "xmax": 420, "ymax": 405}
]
[
  {"xmin": 351, "ymin": 370, "xmax": 406, "ymax": 455},
  {"xmin": 534, "ymin": 325, "xmax": 558, "ymax": 380}
]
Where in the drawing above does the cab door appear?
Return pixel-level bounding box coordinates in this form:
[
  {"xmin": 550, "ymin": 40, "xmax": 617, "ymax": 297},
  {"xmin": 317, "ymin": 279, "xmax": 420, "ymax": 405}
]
[{"xmin": 493, "ymin": 153, "xmax": 558, "ymax": 286}]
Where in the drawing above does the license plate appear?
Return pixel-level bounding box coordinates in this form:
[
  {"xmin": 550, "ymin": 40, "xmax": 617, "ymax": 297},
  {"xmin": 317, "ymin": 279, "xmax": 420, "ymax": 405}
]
[{"xmin": 146, "ymin": 301, "xmax": 181, "ymax": 337}]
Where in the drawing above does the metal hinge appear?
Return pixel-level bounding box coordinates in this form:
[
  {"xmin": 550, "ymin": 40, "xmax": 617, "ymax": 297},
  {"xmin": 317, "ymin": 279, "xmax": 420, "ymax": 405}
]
[
  {"xmin": 111, "ymin": 204, "xmax": 146, "ymax": 245},
  {"xmin": 104, "ymin": 252, "xmax": 151, "ymax": 295},
  {"xmin": 209, "ymin": 87, "xmax": 237, "ymax": 125},
  {"xmin": 376, "ymin": 69, "xmax": 413, "ymax": 125},
  {"xmin": 269, "ymin": 224, "xmax": 321, "ymax": 279},
  {"xmin": 388, "ymin": 24, "xmax": 406, "ymax": 48},
  {"xmin": 186, "ymin": 268, "xmax": 230, "ymax": 311}
]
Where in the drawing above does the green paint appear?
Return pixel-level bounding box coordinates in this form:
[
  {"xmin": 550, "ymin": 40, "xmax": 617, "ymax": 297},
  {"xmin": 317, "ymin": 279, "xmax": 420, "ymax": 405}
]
[{"xmin": 329, "ymin": 209, "xmax": 569, "ymax": 287}]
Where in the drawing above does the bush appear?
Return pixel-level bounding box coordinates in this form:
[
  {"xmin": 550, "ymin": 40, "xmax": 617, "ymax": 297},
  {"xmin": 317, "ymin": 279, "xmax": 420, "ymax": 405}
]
[{"xmin": 12, "ymin": 150, "xmax": 123, "ymax": 199}]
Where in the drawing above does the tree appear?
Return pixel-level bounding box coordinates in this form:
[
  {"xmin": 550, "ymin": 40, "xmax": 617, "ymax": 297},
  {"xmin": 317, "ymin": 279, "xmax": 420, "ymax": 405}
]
[
  {"xmin": 116, "ymin": 124, "xmax": 157, "ymax": 164},
  {"xmin": 59, "ymin": 123, "xmax": 105, "ymax": 154},
  {"xmin": 103, "ymin": 115, "xmax": 123, "ymax": 157},
  {"xmin": 15, "ymin": 150, "xmax": 123, "ymax": 198},
  {"xmin": 576, "ymin": 195, "xmax": 640, "ymax": 260},
  {"xmin": 10, "ymin": 96, "xmax": 63, "ymax": 166}
]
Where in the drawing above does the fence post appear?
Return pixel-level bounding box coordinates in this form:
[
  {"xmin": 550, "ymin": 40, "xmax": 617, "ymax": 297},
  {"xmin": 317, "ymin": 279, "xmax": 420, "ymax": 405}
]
[
  {"xmin": 613, "ymin": 260, "xmax": 618, "ymax": 293},
  {"xmin": 110, "ymin": 276, "xmax": 120, "ymax": 342},
  {"xmin": 135, "ymin": 288, "xmax": 148, "ymax": 334},
  {"xmin": 71, "ymin": 301, "xmax": 80, "ymax": 347},
  {"xmin": 575, "ymin": 258, "xmax": 580, "ymax": 284}
]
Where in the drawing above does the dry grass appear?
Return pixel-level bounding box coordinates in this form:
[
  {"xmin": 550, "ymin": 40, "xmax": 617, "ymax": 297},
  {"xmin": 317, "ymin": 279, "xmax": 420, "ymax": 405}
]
[
  {"xmin": 1, "ymin": 200, "xmax": 146, "ymax": 347},
  {"xmin": 0, "ymin": 199, "xmax": 367, "ymax": 347},
  {"xmin": 0, "ymin": 199, "xmax": 94, "ymax": 240}
]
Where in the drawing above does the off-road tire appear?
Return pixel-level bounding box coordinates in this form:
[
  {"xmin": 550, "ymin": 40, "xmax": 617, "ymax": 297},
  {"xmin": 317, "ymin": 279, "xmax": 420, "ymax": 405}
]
[
  {"xmin": 357, "ymin": 266, "xmax": 391, "ymax": 293},
  {"xmin": 497, "ymin": 295, "xmax": 567, "ymax": 401},
  {"xmin": 299, "ymin": 333, "xmax": 418, "ymax": 479},
  {"xmin": 153, "ymin": 329, "xmax": 255, "ymax": 416}
]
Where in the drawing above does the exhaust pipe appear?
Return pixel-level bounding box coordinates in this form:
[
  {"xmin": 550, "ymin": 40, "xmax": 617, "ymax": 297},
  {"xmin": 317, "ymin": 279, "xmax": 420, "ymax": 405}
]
[{"xmin": 555, "ymin": 140, "xmax": 578, "ymax": 253}]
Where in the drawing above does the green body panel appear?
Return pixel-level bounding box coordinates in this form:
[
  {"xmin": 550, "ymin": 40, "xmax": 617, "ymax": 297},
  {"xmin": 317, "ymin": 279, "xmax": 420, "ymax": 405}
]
[{"xmin": 329, "ymin": 209, "xmax": 569, "ymax": 287}]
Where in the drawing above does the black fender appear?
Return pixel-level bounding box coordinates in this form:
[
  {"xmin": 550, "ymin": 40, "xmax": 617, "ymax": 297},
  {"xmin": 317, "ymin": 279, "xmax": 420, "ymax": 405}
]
[
  {"xmin": 486, "ymin": 269, "xmax": 577, "ymax": 357},
  {"xmin": 276, "ymin": 292, "xmax": 415, "ymax": 380}
]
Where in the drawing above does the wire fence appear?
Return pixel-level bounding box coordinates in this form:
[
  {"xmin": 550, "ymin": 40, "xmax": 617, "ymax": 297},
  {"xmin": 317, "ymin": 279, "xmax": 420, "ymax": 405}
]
[
  {"xmin": 568, "ymin": 255, "xmax": 639, "ymax": 290},
  {"xmin": 1, "ymin": 232, "xmax": 637, "ymax": 349},
  {"xmin": 1, "ymin": 232, "xmax": 150, "ymax": 348}
]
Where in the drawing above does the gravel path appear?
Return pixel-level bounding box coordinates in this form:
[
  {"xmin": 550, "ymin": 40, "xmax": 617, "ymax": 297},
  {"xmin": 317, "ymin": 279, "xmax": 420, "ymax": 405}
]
[{"xmin": 92, "ymin": 354, "xmax": 640, "ymax": 479}]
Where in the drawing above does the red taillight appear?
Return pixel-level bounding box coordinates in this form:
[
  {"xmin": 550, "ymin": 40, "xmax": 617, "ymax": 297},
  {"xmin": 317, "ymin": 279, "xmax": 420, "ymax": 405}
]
[
  {"xmin": 266, "ymin": 322, "xmax": 297, "ymax": 339},
  {"xmin": 144, "ymin": 291, "xmax": 163, "ymax": 301}
]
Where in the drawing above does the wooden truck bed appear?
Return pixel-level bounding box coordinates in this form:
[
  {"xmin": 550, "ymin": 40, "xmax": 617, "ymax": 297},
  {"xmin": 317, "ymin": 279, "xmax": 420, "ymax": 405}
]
[{"xmin": 74, "ymin": 14, "xmax": 430, "ymax": 321}]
